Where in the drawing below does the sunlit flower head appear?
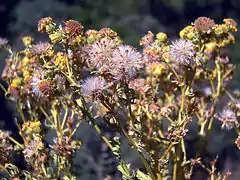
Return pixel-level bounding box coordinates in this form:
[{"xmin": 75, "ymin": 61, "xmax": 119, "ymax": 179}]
[
  {"xmin": 30, "ymin": 42, "xmax": 52, "ymax": 56},
  {"xmin": 170, "ymin": 39, "xmax": 195, "ymax": 65},
  {"xmin": 88, "ymin": 37, "xmax": 116, "ymax": 68},
  {"xmin": 110, "ymin": 45, "xmax": 143, "ymax": 80},
  {"xmin": 81, "ymin": 76, "xmax": 107, "ymax": 98},
  {"xmin": 215, "ymin": 108, "xmax": 238, "ymax": 130}
]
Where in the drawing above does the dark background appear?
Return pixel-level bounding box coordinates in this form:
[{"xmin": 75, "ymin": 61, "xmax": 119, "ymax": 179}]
[{"xmin": 1, "ymin": 0, "xmax": 240, "ymax": 179}]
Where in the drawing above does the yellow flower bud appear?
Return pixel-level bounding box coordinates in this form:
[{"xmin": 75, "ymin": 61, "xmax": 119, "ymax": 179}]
[{"xmin": 22, "ymin": 36, "xmax": 33, "ymax": 47}]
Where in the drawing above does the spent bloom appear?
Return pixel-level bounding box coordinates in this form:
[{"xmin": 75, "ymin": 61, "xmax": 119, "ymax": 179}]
[
  {"xmin": 194, "ymin": 17, "xmax": 215, "ymax": 32},
  {"xmin": 128, "ymin": 78, "xmax": 151, "ymax": 95},
  {"xmin": 23, "ymin": 140, "xmax": 44, "ymax": 159},
  {"xmin": 235, "ymin": 136, "xmax": 240, "ymax": 149},
  {"xmin": 110, "ymin": 45, "xmax": 143, "ymax": 80},
  {"xmin": 81, "ymin": 76, "xmax": 107, "ymax": 97},
  {"xmin": 215, "ymin": 109, "xmax": 238, "ymax": 130},
  {"xmin": 30, "ymin": 42, "xmax": 52, "ymax": 56},
  {"xmin": 31, "ymin": 70, "xmax": 52, "ymax": 98},
  {"xmin": 170, "ymin": 39, "xmax": 196, "ymax": 65}
]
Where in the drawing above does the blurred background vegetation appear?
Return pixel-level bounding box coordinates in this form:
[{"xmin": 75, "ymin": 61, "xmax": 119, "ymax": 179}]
[{"xmin": 1, "ymin": 0, "xmax": 240, "ymax": 179}]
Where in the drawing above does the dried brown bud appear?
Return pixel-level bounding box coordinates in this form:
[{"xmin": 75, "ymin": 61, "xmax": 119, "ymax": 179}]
[{"xmin": 64, "ymin": 20, "xmax": 83, "ymax": 44}]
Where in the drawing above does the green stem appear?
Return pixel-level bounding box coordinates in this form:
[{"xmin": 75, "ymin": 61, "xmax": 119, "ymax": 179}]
[
  {"xmin": 0, "ymin": 164, "xmax": 8, "ymax": 174},
  {"xmin": 16, "ymin": 102, "xmax": 26, "ymax": 123},
  {"xmin": 75, "ymin": 99, "xmax": 114, "ymax": 151},
  {"xmin": 8, "ymin": 136, "xmax": 24, "ymax": 149},
  {"xmin": 181, "ymin": 139, "xmax": 187, "ymax": 162},
  {"xmin": 39, "ymin": 106, "xmax": 55, "ymax": 127},
  {"xmin": 173, "ymin": 147, "xmax": 178, "ymax": 180},
  {"xmin": 118, "ymin": 120, "xmax": 156, "ymax": 180},
  {"xmin": 166, "ymin": 62, "xmax": 180, "ymax": 80},
  {"xmin": 0, "ymin": 82, "xmax": 7, "ymax": 94}
]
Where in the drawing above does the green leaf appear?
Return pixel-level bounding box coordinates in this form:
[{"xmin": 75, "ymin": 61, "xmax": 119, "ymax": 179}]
[
  {"xmin": 136, "ymin": 170, "xmax": 152, "ymax": 180},
  {"xmin": 117, "ymin": 161, "xmax": 134, "ymax": 180}
]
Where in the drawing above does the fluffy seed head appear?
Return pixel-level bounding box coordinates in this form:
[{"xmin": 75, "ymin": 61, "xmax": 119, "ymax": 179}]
[
  {"xmin": 110, "ymin": 45, "xmax": 143, "ymax": 80},
  {"xmin": 30, "ymin": 42, "xmax": 52, "ymax": 56},
  {"xmin": 215, "ymin": 109, "xmax": 238, "ymax": 130},
  {"xmin": 81, "ymin": 76, "xmax": 107, "ymax": 98},
  {"xmin": 170, "ymin": 39, "xmax": 195, "ymax": 65}
]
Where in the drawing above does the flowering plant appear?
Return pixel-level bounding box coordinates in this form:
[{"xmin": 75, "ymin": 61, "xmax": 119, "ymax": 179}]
[{"xmin": 0, "ymin": 16, "xmax": 239, "ymax": 180}]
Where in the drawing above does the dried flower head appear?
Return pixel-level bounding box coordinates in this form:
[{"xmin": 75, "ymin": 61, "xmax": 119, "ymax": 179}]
[
  {"xmin": 81, "ymin": 76, "xmax": 107, "ymax": 98},
  {"xmin": 170, "ymin": 39, "xmax": 195, "ymax": 65},
  {"xmin": 215, "ymin": 109, "xmax": 238, "ymax": 130},
  {"xmin": 98, "ymin": 28, "xmax": 118, "ymax": 38},
  {"xmin": 51, "ymin": 137, "xmax": 80, "ymax": 156},
  {"xmin": 88, "ymin": 37, "xmax": 116, "ymax": 68},
  {"xmin": 30, "ymin": 42, "xmax": 52, "ymax": 56},
  {"xmin": 38, "ymin": 17, "xmax": 54, "ymax": 32},
  {"xmin": 235, "ymin": 136, "xmax": 240, "ymax": 149},
  {"xmin": 110, "ymin": 45, "xmax": 143, "ymax": 80},
  {"xmin": 31, "ymin": 71, "xmax": 52, "ymax": 98},
  {"xmin": 194, "ymin": 17, "xmax": 215, "ymax": 32},
  {"xmin": 64, "ymin": 20, "xmax": 83, "ymax": 44}
]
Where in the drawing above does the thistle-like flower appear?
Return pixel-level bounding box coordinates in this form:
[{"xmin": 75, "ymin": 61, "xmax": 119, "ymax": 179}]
[
  {"xmin": 215, "ymin": 109, "xmax": 238, "ymax": 130},
  {"xmin": 170, "ymin": 39, "xmax": 196, "ymax": 65},
  {"xmin": 31, "ymin": 71, "xmax": 52, "ymax": 98},
  {"xmin": 88, "ymin": 37, "xmax": 116, "ymax": 68},
  {"xmin": 30, "ymin": 42, "xmax": 52, "ymax": 56},
  {"xmin": 81, "ymin": 76, "xmax": 107, "ymax": 98},
  {"xmin": 110, "ymin": 45, "xmax": 143, "ymax": 80}
]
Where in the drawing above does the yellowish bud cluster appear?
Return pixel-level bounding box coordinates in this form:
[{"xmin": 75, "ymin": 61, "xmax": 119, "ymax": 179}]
[
  {"xmin": 54, "ymin": 52, "xmax": 67, "ymax": 71},
  {"xmin": 22, "ymin": 36, "xmax": 33, "ymax": 47},
  {"xmin": 22, "ymin": 121, "xmax": 41, "ymax": 135},
  {"xmin": 147, "ymin": 63, "xmax": 166, "ymax": 76}
]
